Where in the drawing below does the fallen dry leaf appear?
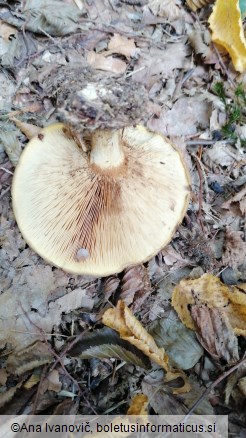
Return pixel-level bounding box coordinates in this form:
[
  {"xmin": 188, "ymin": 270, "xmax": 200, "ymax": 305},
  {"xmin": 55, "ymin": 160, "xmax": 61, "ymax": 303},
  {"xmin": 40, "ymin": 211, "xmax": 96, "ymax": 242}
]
[
  {"xmin": 87, "ymin": 52, "xmax": 127, "ymax": 74},
  {"xmin": 222, "ymin": 227, "xmax": 246, "ymax": 269},
  {"xmin": 23, "ymin": 0, "xmax": 83, "ymax": 36},
  {"xmin": 23, "ymin": 373, "xmax": 41, "ymax": 390},
  {"xmin": 120, "ymin": 265, "xmax": 152, "ymax": 311},
  {"xmin": 160, "ymin": 244, "xmax": 190, "ymax": 268},
  {"xmin": 0, "ymin": 369, "xmax": 8, "ymax": 386},
  {"xmin": 0, "ymin": 263, "xmax": 68, "ymax": 351},
  {"xmin": 0, "ymin": 20, "xmax": 17, "ymax": 41},
  {"xmin": 49, "ymin": 287, "xmax": 94, "ymax": 314},
  {"xmin": 6, "ymin": 341, "xmax": 53, "ymax": 375},
  {"xmin": 209, "ymin": 0, "xmax": 246, "ymax": 72},
  {"xmin": 102, "ymin": 301, "xmax": 191, "ymax": 394},
  {"xmin": 132, "ymin": 43, "xmax": 191, "ymax": 86},
  {"xmin": 148, "ymin": 97, "xmax": 211, "ymax": 136},
  {"xmin": 172, "ymin": 274, "xmax": 246, "ymax": 336},
  {"xmin": 222, "ymin": 186, "xmax": 246, "ymax": 215},
  {"xmin": 108, "ymin": 34, "xmax": 137, "ymax": 59},
  {"xmin": 69, "ymin": 327, "xmax": 151, "ymax": 369},
  {"xmin": 191, "ymin": 305, "xmax": 239, "ymax": 364},
  {"xmin": 40, "ymin": 370, "xmax": 62, "ymax": 394},
  {"xmin": 186, "ymin": 0, "xmax": 214, "ymax": 12},
  {"xmin": 164, "ymin": 369, "xmax": 191, "ymax": 395},
  {"xmin": 0, "ymin": 382, "xmax": 22, "ymax": 410},
  {"xmin": 148, "ymin": 0, "xmax": 180, "ymax": 20},
  {"xmin": 238, "ymin": 376, "xmax": 246, "ymax": 397},
  {"xmin": 0, "ymin": 131, "xmax": 22, "ymax": 166},
  {"xmin": 102, "ymin": 300, "xmax": 169, "ymax": 371},
  {"xmin": 103, "ymin": 275, "xmax": 120, "ymax": 300},
  {"xmin": 127, "ymin": 394, "xmax": 148, "ymax": 415},
  {"xmin": 206, "ymin": 142, "xmax": 242, "ymax": 167},
  {"xmin": 149, "ymin": 312, "xmax": 203, "ymax": 370}
]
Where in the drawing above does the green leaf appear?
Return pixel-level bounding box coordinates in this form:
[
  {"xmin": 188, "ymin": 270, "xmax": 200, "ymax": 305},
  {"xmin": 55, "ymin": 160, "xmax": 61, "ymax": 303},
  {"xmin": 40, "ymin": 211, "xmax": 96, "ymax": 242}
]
[{"xmin": 68, "ymin": 327, "xmax": 151, "ymax": 370}]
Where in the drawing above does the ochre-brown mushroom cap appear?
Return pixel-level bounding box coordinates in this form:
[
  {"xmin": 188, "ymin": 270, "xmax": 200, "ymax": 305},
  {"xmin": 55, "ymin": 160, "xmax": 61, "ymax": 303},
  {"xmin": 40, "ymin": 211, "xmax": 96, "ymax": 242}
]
[{"xmin": 12, "ymin": 123, "xmax": 190, "ymax": 276}]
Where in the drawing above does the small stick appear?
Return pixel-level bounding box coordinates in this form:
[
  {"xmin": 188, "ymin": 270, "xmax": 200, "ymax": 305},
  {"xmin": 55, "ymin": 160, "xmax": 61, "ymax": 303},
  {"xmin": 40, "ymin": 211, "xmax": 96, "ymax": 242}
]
[
  {"xmin": 163, "ymin": 355, "xmax": 246, "ymax": 438},
  {"xmin": 183, "ymin": 355, "xmax": 246, "ymax": 420},
  {"xmin": 31, "ymin": 365, "xmax": 48, "ymax": 415},
  {"xmin": 0, "ymin": 167, "xmax": 14, "ymax": 175},
  {"xmin": 192, "ymin": 153, "xmax": 205, "ymax": 231},
  {"xmin": 186, "ymin": 139, "xmax": 233, "ymax": 146},
  {"xmin": 0, "ymin": 186, "xmax": 11, "ymax": 200},
  {"xmin": 212, "ymin": 43, "xmax": 236, "ymax": 87}
]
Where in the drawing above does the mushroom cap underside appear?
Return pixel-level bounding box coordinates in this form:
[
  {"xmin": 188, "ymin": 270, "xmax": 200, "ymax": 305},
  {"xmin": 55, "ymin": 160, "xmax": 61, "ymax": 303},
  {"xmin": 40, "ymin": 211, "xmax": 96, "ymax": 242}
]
[{"xmin": 12, "ymin": 124, "xmax": 190, "ymax": 276}]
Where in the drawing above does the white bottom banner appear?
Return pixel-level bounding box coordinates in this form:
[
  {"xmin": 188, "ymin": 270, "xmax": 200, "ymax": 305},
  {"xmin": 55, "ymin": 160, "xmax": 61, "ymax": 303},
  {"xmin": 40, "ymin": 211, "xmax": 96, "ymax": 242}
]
[{"xmin": 0, "ymin": 415, "xmax": 228, "ymax": 438}]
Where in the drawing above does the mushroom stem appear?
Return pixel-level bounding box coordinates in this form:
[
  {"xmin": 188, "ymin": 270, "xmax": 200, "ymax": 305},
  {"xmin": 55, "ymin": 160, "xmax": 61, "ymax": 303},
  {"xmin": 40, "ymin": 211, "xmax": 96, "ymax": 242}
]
[{"xmin": 90, "ymin": 129, "xmax": 125, "ymax": 173}]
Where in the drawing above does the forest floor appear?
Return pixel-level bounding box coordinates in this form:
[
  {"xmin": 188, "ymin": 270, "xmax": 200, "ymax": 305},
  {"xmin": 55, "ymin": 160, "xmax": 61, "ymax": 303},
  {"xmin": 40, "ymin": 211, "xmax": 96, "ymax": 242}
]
[{"xmin": 0, "ymin": 0, "xmax": 246, "ymax": 436}]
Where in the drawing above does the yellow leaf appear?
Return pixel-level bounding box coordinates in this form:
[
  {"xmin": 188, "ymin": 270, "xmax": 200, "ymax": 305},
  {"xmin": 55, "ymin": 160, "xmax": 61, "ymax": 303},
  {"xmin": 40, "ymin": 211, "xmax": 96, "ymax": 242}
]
[
  {"xmin": 102, "ymin": 300, "xmax": 169, "ymax": 371},
  {"xmin": 103, "ymin": 301, "xmax": 191, "ymax": 394},
  {"xmin": 164, "ymin": 369, "xmax": 191, "ymax": 395},
  {"xmin": 127, "ymin": 394, "xmax": 148, "ymax": 415},
  {"xmin": 209, "ymin": 0, "xmax": 246, "ymax": 72},
  {"xmin": 23, "ymin": 373, "xmax": 40, "ymax": 389},
  {"xmin": 172, "ymin": 274, "xmax": 246, "ymax": 335},
  {"xmin": 186, "ymin": 0, "xmax": 214, "ymax": 13}
]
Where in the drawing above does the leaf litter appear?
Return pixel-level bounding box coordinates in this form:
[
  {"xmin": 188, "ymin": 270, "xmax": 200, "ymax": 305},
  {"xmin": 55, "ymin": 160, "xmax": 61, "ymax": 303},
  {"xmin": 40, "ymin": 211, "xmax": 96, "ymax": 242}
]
[{"xmin": 0, "ymin": 0, "xmax": 245, "ymax": 432}]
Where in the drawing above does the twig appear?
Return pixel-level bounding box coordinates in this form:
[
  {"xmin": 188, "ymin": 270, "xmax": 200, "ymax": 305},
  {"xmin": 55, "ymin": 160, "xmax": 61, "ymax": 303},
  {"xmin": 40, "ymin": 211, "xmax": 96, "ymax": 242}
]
[
  {"xmin": 0, "ymin": 167, "xmax": 14, "ymax": 175},
  {"xmin": 18, "ymin": 302, "xmax": 82, "ymax": 394},
  {"xmin": 18, "ymin": 302, "xmax": 98, "ymax": 414},
  {"xmin": 183, "ymin": 355, "xmax": 246, "ymax": 420},
  {"xmin": 38, "ymin": 27, "xmax": 65, "ymax": 53},
  {"xmin": 31, "ymin": 365, "xmax": 48, "ymax": 415},
  {"xmin": 163, "ymin": 355, "xmax": 246, "ymax": 438},
  {"xmin": 212, "ymin": 43, "xmax": 236, "ymax": 87},
  {"xmin": 186, "ymin": 139, "xmax": 233, "ymax": 146},
  {"xmin": 192, "ymin": 153, "xmax": 205, "ymax": 231},
  {"xmin": 0, "ymin": 186, "xmax": 10, "ymax": 199}
]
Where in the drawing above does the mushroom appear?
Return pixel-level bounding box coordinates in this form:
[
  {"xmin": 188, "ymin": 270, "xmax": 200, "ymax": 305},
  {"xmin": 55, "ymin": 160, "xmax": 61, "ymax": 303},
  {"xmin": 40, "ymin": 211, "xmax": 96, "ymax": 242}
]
[{"xmin": 12, "ymin": 124, "xmax": 190, "ymax": 276}]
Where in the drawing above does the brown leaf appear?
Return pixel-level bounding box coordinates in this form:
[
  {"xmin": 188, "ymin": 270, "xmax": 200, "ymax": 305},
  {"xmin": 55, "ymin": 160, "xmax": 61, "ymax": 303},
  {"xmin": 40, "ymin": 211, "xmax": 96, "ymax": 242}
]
[
  {"xmin": 0, "ymin": 382, "xmax": 22, "ymax": 409},
  {"xmin": 222, "ymin": 227, "xmax": 246, "ymax": 269},
  {"xmin": 238, "ymin": 377, "xmax": 246, "ymax": 397},
  {"xmin": 103, "ymin": 275, "xmax": 120, "ymax": 300},
  {"xmin": 172, "ymin": 274, "xmax": 246, "ymax": 336},
  {"xmin": 0, "ymin": 369, "xmax": 8, "ymax": 386},
  {"xmin": 120, "ymin": 265, "xmax": 152, "ymax": 311},
  {"xmin": 222, "ymin": 186, "xmax": 246, "ymax": 215},
  {"xmin": 132, "ymin": 43, "xmax": 191, "ymax": 85},
  {"xmin": 186, "ymin": 0, "xmax": 214, "ymax": 12},
  {"xmin": 0, "ymin": 20, "xmax": 17, "ymax": 41},
  {"xmin": 127, "ymin": 394, "xmax": 148, "ymax": 414},
  {"xmin": 40, "ymin": 370, "xmax": 62, "ymax": 394},
  {"xmin": 108, "ymin": 34, "xmax": 137, "ymax": 59},
  {"xmin": 164, "ymin": 369, "xmax": 191, "ymax": 394},
  {"xmin": 102, "ymin": 300, "xmax": 169, "ymax": 371},
  {"xmin": 6, "ymin": 341, "xmax": 53, "ymax": 375},
  {"xmin": 0, "ymin": 130, "xmax": 22, "ymax": 166},
  {"xmin": 0, "ymin": 262, "xmax": 69, "ymax": 351},
  {"xmin": 148, "ymin": 0, "xmax": 180, "ymax": 20},
  {"xmin": 191, "ymin": 305, "xmax": 239, "ymax": 364},
  {"xmin": 87, "ymin": 52, "xmax": 127, "ymax": 74}
]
